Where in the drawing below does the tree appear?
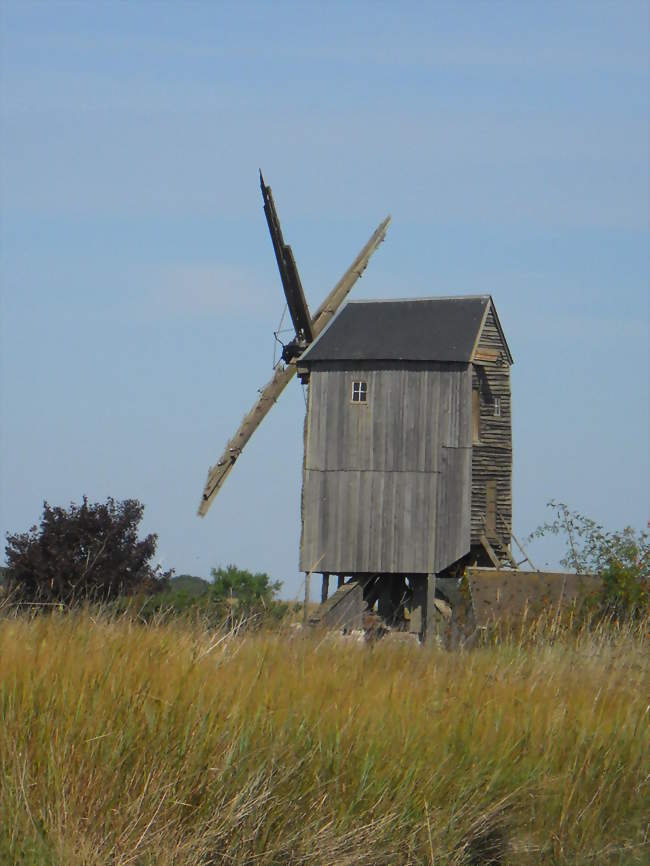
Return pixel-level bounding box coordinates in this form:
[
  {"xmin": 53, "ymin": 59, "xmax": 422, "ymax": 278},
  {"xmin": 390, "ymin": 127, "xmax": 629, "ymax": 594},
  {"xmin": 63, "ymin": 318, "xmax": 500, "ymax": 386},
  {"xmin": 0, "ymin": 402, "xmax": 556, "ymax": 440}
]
[
  {"xmin": 5, "ymin": 497, "xmax": 171, "ymax": 605},
  {"xmin": 530, "ymin": 501, "xmax": 649, "ymax": 620},
  {"xmin": 210, "ymin": 564, "xmax": 281, "ymax": 612}
]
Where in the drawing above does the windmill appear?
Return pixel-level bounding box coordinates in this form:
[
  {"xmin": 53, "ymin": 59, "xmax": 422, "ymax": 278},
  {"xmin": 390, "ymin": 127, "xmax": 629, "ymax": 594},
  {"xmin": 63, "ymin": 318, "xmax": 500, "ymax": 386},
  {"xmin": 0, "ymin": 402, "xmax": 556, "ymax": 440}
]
[
  {"xmin": 197, "ymin": 173, "xmax": 391, "ymax": 516},
  {"xmin": 195, "ymin": 176, "xmax": 572, "ymax": 644}
]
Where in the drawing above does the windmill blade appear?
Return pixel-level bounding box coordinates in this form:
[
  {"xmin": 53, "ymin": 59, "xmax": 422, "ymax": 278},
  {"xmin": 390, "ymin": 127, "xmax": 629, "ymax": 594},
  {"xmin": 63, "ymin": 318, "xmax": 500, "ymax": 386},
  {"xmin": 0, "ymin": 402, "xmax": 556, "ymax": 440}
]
[
  {"xmin": 260, "ymin": 171, "xmax": 313, "ymax": 345},
  {"xmin": 197, "ymin": 363, "xmax": 295, "ymax": 517},
  {"xmin": 198, "ymin": 213, "xmax": 391, "ymax": 516},
  {"xmin": 310, "ymin": 215, "xmax": 391, "ymax": 330}
]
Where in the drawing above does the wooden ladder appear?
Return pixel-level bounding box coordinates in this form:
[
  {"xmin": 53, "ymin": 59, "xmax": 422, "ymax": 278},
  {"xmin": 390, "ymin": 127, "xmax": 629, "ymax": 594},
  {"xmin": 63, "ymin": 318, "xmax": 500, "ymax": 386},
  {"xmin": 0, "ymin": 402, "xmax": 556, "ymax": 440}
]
[{"xmin": 481, "ymin": 508, "xmax": 537, "ymax": 571}]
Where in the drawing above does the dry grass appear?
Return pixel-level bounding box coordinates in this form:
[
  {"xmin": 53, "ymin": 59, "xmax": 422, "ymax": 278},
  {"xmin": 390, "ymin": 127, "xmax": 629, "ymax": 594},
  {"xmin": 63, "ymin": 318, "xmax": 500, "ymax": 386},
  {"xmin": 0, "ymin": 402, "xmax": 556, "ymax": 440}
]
[{"xmin": 0, "ymin": 609, "xmax": 647, "ymax": 865}]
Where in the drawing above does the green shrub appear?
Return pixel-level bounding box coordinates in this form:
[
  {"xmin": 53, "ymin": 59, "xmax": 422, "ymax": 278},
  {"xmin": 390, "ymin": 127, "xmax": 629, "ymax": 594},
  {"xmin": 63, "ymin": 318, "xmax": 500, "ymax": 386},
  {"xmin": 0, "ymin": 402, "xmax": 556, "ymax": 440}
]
[
  {"xmin": 210, "ymin": 563, "xmax": 282, "ymax": 609},
  {"xmin": 113, "ymin": 567, "xmax": 288, "ymax": 629},
  {"xmin": 530, "ymin": 502, "xmax": 648, "ymax": 621}
]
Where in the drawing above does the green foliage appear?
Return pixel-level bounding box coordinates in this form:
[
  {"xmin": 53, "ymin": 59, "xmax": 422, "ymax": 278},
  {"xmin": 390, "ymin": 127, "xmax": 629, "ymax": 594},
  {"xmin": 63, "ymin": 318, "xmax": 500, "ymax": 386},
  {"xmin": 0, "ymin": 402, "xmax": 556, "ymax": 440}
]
[
  {"xmin": 5, "ymin": 497, "xmax": 171, "ymax": 606},
  {"xmin": 105, "ymin": 574, "xmax": 213, "ymax": 623},
  {"xmin": 210, "ymin": 563, "xmax": 282, "ymax": 611},
  {"xmin": 530, "ymin": 501, "xmax": 649, "ymax": 620},
  {"xmin": 599, "ymin": 557, "xmax": 649, "ymax": 620},
  {"xmin": 114, "ymin": 568, "xmax": 288, "ymax": 629},
  {"xmin": 171, "ymin": 574, "xmax": 212, "ymax": 598},
  {"xmin": 148, "ymin": 575, "xmax": 213, "ymax": 616}
]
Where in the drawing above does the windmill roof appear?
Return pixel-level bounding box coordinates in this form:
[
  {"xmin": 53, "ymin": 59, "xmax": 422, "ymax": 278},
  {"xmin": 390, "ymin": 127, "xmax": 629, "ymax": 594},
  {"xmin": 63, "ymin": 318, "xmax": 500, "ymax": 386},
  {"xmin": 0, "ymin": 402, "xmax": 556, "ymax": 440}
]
[{"xmin": 300, "ymin": 295, "xmax": 512, "ymax": 364}]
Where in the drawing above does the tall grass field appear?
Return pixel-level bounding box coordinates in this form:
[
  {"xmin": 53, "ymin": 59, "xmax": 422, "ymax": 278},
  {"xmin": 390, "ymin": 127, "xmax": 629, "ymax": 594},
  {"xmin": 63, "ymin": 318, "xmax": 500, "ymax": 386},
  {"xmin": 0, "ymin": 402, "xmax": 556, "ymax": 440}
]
[{"xmin": 0, "ymin": 611, "xmax": 647, "ymax": 865}]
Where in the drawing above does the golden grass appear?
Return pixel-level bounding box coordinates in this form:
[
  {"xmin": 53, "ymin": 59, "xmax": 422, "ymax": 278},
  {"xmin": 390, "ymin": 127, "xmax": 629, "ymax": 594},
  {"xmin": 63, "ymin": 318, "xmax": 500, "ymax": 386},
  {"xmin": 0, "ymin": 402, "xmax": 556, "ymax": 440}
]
[{"xmin": 0, "ymin": 611, "xmax": 647, "ymax": 865}]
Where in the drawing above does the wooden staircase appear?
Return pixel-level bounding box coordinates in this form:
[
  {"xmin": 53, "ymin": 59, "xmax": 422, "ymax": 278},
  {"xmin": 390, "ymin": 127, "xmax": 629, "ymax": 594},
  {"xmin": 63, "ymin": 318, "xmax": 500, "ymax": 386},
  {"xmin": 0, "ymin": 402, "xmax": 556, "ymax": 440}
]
[
  {"xmin": 480, "ymin": 533, "xmax": 520, "ymax": 569},
  {"xmin": 309, "ymin": 580, "xmax": 365, "ymax": 630},
  {"xmin": 481, "ymin": 506, "xmax": 537, "ymax": 571}
]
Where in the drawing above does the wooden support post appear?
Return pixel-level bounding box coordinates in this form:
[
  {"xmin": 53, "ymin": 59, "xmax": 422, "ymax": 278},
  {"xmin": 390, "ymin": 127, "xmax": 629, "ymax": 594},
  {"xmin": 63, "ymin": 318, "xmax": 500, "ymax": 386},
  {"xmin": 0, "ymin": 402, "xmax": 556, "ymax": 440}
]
[
  {"xmin": 337, "ymin": 574, "xmax": 345, "ymax": 589},
  {"xmin": 363, "ymin": 575, "xmax": 381, "ymax": 610},
  {"xmin": 321, "ymin": 573, "xmax": 329, "ymax": 604},
  {"xmin": 486, "ymin": 480, "xmax": 497, "ymax": 536},
  {"xmin": 409, "ymin": 575, "xmax": 425, "ymax": 636},
  {"xmin": 377, "ymin": 575, "xmax": 393, "ymax": 622},
  {"xmin": 303, "ymin": 572, "xmax": 311, "ymax": 626},
  {"xmin": 391, "ymin": 577, "xmax": 407, "ymax": 624},
  {"xmin": 424, "ymin": 573, "xmax": 437, "ymax": 645}
]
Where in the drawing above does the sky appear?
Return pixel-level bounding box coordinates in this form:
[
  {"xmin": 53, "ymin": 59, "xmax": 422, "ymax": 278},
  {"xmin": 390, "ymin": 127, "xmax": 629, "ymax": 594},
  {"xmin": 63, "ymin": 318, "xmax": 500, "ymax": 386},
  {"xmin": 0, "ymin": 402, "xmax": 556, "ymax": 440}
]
[{"xmin": 1, "ymin": 1, "xmax": 648, "ymax": 598}]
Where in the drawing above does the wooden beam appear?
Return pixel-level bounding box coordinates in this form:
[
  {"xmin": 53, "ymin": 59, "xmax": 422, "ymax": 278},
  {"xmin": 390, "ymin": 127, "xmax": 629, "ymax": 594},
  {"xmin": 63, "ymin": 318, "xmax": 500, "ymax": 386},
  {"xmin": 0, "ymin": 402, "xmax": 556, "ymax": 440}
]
[
  {"xmin": 473, "ymin": 348, "xmax": 500, "ymax": 363},
  {"xmin": 197, "ymin": 363, "xmax": 296, "ymax": 516},
  {"xmin": 424, "ymin": 574, "xmax": 437, "ymax": 645},
  {"xmin": 486, "ymin": 481, "xmax": 497, "ymax": 535},
  {"xmin": 409, "ymin": 575, "xmax": 425, "ymax": 636},
  {"xmin": 308, "ymin": 217, "xmax": 391, "ymax": 332},
  {"xmin": 377, "ymin": 575, "xmax": 393, "ymax": 622},
  {"xmin": 511, "ymin": 529, "xmax": 538, "ymax": 571},
  {"xmin": 303, "ymin": 572, "xmax": 311, "ymax": 626},
  {"xmin": 480, "ymin": 533, "xmax": 501, "ymax": 568},
  {"xmin": 321, "ymin": 573, "xmax": 329, "ymax": 604}
]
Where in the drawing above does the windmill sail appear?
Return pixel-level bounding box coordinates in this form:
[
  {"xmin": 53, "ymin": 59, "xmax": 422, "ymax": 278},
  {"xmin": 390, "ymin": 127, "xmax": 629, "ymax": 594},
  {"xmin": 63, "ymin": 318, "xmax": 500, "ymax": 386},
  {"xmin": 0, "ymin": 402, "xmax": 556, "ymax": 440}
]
[
  {"xmin": 197, "ymin": 214, "xmax": 391, "ymax": 516},
  {"xmin": 260, "ymin": 172, "xmax": 313, "ymax": 351}
]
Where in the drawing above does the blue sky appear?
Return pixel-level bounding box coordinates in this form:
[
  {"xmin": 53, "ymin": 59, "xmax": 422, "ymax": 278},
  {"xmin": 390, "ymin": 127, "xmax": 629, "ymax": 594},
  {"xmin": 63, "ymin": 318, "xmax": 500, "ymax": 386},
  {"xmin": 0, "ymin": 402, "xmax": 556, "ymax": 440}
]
[{"xmin": 1, "ymin": 1, "xmax": 648, "ymax": 597}]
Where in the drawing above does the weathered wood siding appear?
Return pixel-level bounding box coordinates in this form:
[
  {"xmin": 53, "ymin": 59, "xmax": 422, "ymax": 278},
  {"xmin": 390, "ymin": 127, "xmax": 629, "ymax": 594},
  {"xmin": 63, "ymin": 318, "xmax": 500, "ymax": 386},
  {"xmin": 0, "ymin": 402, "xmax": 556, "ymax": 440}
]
[
  {"xmin": 300, "ymin": 361, "xmax": 472, "ymax": 574},
  {"xmin": 471, "ymin": 305, "xmax": 512, "ymax": 545}
]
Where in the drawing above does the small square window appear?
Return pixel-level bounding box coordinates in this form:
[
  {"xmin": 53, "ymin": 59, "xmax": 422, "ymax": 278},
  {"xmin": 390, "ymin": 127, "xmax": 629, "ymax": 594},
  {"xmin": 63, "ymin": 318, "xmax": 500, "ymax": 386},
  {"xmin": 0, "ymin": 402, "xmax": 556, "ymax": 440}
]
[
  {"xmin": 493, "ymin": 397, "xmax": 501, "ymax": 417},
  {"xmin": 351, "ymin": 381, "xmax": 367, "ymax": 403}
]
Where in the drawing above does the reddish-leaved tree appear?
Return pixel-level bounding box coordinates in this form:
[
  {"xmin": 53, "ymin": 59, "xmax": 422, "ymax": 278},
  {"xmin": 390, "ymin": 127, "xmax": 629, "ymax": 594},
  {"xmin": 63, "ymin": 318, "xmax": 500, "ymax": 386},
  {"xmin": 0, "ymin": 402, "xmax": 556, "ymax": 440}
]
[{"xmin": 5, "ymin": 497, "xmax": 171, "ymax": 604}]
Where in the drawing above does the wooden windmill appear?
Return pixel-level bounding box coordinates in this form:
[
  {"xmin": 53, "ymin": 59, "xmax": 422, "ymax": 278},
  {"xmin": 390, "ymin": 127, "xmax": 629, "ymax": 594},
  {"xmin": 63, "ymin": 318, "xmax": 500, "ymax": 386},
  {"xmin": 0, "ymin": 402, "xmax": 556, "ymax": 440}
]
[{"xmin": 199, "ymin": 175, "xmax": 519, "ymax": 642}]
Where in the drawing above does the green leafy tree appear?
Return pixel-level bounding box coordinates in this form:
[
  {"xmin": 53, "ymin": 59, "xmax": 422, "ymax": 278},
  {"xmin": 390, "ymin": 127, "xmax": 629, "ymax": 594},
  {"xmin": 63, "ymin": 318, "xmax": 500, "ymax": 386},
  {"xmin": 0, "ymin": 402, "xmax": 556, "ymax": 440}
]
[
  {"xmin": 5, "ymin": 497, "xmax": 171, "ymax": 605},
  {"xmin": 210, "ymin": 564, "xmax": 281, "ymax": 612},
  {"xmin": 530, "ymin": 501, "xmax": 648, "ymax": 620}
]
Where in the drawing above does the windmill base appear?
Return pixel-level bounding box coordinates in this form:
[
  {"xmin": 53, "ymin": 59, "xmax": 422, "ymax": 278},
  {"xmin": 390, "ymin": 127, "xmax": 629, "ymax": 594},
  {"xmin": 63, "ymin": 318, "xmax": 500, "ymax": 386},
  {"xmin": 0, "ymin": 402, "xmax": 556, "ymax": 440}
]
[
  {"xmin": 308, "ymin": 570, "xmax": 467, "ymax": 644},
  {"xmin": 308, "ymin": 562, "xmax": 603, "ymax": 645}
]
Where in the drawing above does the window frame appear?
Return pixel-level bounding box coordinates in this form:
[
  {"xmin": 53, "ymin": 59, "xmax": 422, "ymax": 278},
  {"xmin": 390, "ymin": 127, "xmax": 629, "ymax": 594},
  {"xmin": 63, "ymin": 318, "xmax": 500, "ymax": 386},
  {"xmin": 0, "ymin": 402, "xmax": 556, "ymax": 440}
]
[{"xmin": 351, "ymin": 380, "xmax": 368, "ymax": 404}]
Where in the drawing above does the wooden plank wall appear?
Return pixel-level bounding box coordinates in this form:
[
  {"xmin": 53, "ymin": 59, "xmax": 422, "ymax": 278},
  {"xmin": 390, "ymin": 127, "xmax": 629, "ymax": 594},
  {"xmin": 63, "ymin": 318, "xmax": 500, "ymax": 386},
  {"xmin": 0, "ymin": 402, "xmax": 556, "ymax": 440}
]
[
  {"xmin": 300, "ymin": 361, "xmax": 471, "ymax": 574},
  {"xmin": 435, "ymin": 445, "xmax": 472, "ymax": 570},
  {"xmin": 470, "ymin": 305, "xmax": 513, "ymax": 545}
]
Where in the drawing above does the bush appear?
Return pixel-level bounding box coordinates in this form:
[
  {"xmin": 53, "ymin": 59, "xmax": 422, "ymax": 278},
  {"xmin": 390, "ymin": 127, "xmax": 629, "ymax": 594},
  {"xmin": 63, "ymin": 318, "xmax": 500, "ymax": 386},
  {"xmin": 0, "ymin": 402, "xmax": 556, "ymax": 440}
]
[
  {"xmin": 5, "ymin": 497, "xmax": 171, "ymax": 605},
  {"xmin": 118, "ymin": 575, "xmax": 215, "ymax": 623},
  {"xmin": 121, "ymin": 569, "xmax": 288, "ymax": 629},
  {"xmin": 530, "ymin": 501, "xmax": 648, "ymax": 620},
  {"xmin": 210, "ymin": 563, "xmax": 282, "ymax": 612}
]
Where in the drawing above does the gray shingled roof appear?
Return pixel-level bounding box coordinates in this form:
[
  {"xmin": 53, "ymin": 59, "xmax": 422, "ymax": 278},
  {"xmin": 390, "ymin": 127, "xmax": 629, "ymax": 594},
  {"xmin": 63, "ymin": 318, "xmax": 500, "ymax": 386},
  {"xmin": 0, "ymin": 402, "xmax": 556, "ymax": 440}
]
[{"xmin": 300, "ymin": 296, "xmax": 502, "ymax": 363}]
